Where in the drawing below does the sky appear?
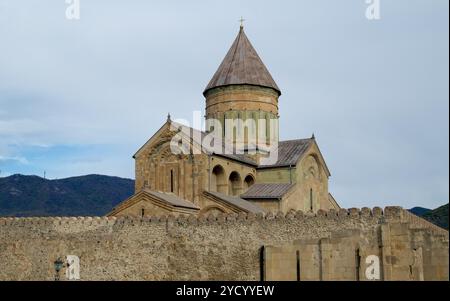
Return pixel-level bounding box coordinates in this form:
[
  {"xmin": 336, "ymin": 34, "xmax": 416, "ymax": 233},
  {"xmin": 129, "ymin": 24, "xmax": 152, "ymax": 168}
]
[{"xmin": 0, "ymin": 0, "xmax": 448, "ymax": 209}]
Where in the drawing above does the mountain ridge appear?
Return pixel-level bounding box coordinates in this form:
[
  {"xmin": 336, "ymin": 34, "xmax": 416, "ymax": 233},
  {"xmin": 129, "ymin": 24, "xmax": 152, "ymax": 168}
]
[
  {"xmin": 0, "ymin": 174, "xmax": 134, "ymax": 217},
  {"xmin": 420, "ymin": 204, "xmax": 449, "ymax": 230}
]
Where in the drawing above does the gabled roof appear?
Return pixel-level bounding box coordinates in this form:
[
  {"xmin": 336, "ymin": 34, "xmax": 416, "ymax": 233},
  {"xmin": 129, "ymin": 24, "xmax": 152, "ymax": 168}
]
[
  {"xmin": 108, "ymin": 189, "xmax": 199, "ymax": 216},
  {"xmin": 257, "ymin": 138, "xmax": 331, "ymax": 176},
  {"xmin": 241, "ymin": 183, "xmax": 295, "ymax": 200},
  {"xmin": 204, "ymin": 27, "xmax": 281, "ymax": 96},
  {"xmin": 258, "ymin": 139, "xmax": 313, "ymax": 168},
  {"xmin": 328, "ymin": 193, "xmax": 341, "ymax": 210},
  {"xmin": 133, "ymin": 120, "xmax": 171, "ymax": 159},
  {"xmin": 204, "ymin": 191, "xmax": 265, "ymax": 214},
  {"xmin": 147, "ymin": 190, "xmax": 200, "ymax": 210},
  {"xmin": 213, "ymin": 153, "xmax": 257, "ymax": 166}
]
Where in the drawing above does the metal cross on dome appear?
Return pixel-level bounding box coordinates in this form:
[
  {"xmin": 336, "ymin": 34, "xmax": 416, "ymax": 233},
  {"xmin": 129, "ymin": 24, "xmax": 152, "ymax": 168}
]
[{"xmin": 239, "ymin": 17, "xmax": 246, "ymax": 28}]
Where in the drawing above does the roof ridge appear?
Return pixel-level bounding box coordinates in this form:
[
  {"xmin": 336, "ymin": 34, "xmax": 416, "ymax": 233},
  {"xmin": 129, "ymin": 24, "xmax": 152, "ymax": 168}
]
[
  {"xmin": 205, "ymin": 191, "xmax": 265, "ymax": 214},
  {"xmin": 224, "ymin": 28, "xmax": 243, "ymax": 85},
  {"xmin": 279, "ymin": 138, "xmax": 313, "ymax": 143}
]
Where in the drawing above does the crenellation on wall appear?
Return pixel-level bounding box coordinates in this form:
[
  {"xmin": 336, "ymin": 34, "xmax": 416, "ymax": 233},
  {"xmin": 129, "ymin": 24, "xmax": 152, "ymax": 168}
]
[
  {"xmin": 317, "ymin": 209, "xmax": 327, "ymax": 216},
  {"xmin": 294, "ymin": 210, "xmax": 304, "ymax": 219},
  {"xmin": 384, "ymin": 206, "xmax": 404, "ymax": 219},
  {"xmin": 360, "ymin": 207, "xmax": 371, "ymax": 217},
  {"xmin": 338, "ymin": 208, "xmax": 349, "ymax": 217},
  {"xmin": 0, "ymin": 207, "xmax": 447, "ymax": 281},
  {"xmin": 326, "ymin": 209, "xmax": 338, "ymax": 218},
  {"xmin": 0, "ymin": 207, "xmax": 433, "ymax": 231},
  {"xmin": 349, "ymin": 208, "xmax": 360, "ymax": 217},
  {"xmin": 372, "ymin": 207, "xmax": 383, "ymax": 217}
]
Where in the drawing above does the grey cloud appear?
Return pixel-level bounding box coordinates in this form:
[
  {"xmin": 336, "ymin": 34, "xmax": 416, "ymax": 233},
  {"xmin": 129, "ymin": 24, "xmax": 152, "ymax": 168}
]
[{"xmin": 0, "ymin": 0, "xmax": 448, "ymax": 209}]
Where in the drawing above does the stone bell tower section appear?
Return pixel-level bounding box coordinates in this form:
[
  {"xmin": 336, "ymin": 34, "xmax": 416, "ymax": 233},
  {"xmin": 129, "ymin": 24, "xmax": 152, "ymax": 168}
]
[{"xmin": 204, "ymin": 26, "xmax": 281, "ymax": 149}]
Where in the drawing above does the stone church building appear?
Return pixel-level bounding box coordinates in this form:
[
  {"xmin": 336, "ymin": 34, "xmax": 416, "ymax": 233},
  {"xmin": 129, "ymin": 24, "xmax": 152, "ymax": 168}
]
[
  {"xmin": 108, "ymin": 26, "xmax": 340, "ymax": 218},
  {"xmin": 0, "ymin": 25, "xmax": 447, "ymax": 282}
]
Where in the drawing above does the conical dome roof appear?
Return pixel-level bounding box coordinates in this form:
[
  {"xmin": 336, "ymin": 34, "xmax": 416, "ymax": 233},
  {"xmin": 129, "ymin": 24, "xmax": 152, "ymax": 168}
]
[{"xmin": 204, "ymin": 27, "xmax": 281, "ymax": 96}]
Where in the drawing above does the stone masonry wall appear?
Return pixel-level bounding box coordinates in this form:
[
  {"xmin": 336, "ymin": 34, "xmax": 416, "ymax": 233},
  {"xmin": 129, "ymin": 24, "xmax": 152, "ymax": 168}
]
[{"xmin": 0, "ymin": 207, "xmax": 448, "ymax": 281}]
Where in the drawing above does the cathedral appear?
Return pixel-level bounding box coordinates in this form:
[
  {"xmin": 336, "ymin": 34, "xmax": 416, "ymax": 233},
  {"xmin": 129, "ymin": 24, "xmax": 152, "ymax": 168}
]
[{"xmin": 108, "ymin": 25, "xmax": 341, "ymax": 218}]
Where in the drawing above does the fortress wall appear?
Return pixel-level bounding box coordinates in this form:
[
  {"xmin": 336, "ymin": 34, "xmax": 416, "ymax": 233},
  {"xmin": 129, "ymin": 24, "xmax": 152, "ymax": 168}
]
[{"xmin": 0, "ymin": 207, "xmax": 448, "ymax": 281}]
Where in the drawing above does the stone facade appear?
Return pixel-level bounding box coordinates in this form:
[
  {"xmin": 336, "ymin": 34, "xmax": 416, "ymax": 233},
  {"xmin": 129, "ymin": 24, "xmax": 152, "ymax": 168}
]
[
  {"xmin": 254, "ymin": 142, "xmax": 335, "ymax": 213},
  {"xmin": 108, "ymin": 26, "xmax": 340, "ymax": 218},
  {"xmin": 0, "ymin": 207, "xmax": 448, "ymax": 281},
  {"xmin": 114, "ymin": 121, "xmax": 338, "ymax": 217},
  {"xmin": 204, "ymin": 85, "xmax": 280, "ymax": 146}
]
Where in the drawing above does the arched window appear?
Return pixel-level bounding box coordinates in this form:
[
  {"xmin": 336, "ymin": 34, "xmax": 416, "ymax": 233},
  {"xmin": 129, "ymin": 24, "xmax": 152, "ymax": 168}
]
[
  {"xmin": 223, "ymin": 114, "xmax": 226, "ymax": 137},
  {"xmin": 244, "ymin": 175, "xmax": 255, "ymax": 190},
  {"xmin": 170, "ymin": 170, "xmax": 174, "ymax": 193},
  {"xmin": 310, "ymin": 188, "xmax": 313, "ymax": 212},
  {"xmin": 236, "ymin": 112, "xmax": 241, "ymax": 143},
  {"xmin": 211, "ymin": 165, "xmax": 227, "ymax": 193},
  {"xmin": 228, "ymin": 171, "xmax": 242, "ymax": 196}
]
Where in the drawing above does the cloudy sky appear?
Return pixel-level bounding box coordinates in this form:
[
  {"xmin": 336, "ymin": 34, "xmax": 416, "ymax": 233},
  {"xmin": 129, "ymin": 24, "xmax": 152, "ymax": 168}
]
[{"xmin": 0, "ymin": 0, "xmax": 448, "ymax": 209}]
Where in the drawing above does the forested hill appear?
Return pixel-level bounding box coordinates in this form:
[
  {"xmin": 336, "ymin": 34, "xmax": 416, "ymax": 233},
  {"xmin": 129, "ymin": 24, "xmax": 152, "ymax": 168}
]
[{"xmin": 0, "ymin": 174, "xmax": 134, "ymax": 217}]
